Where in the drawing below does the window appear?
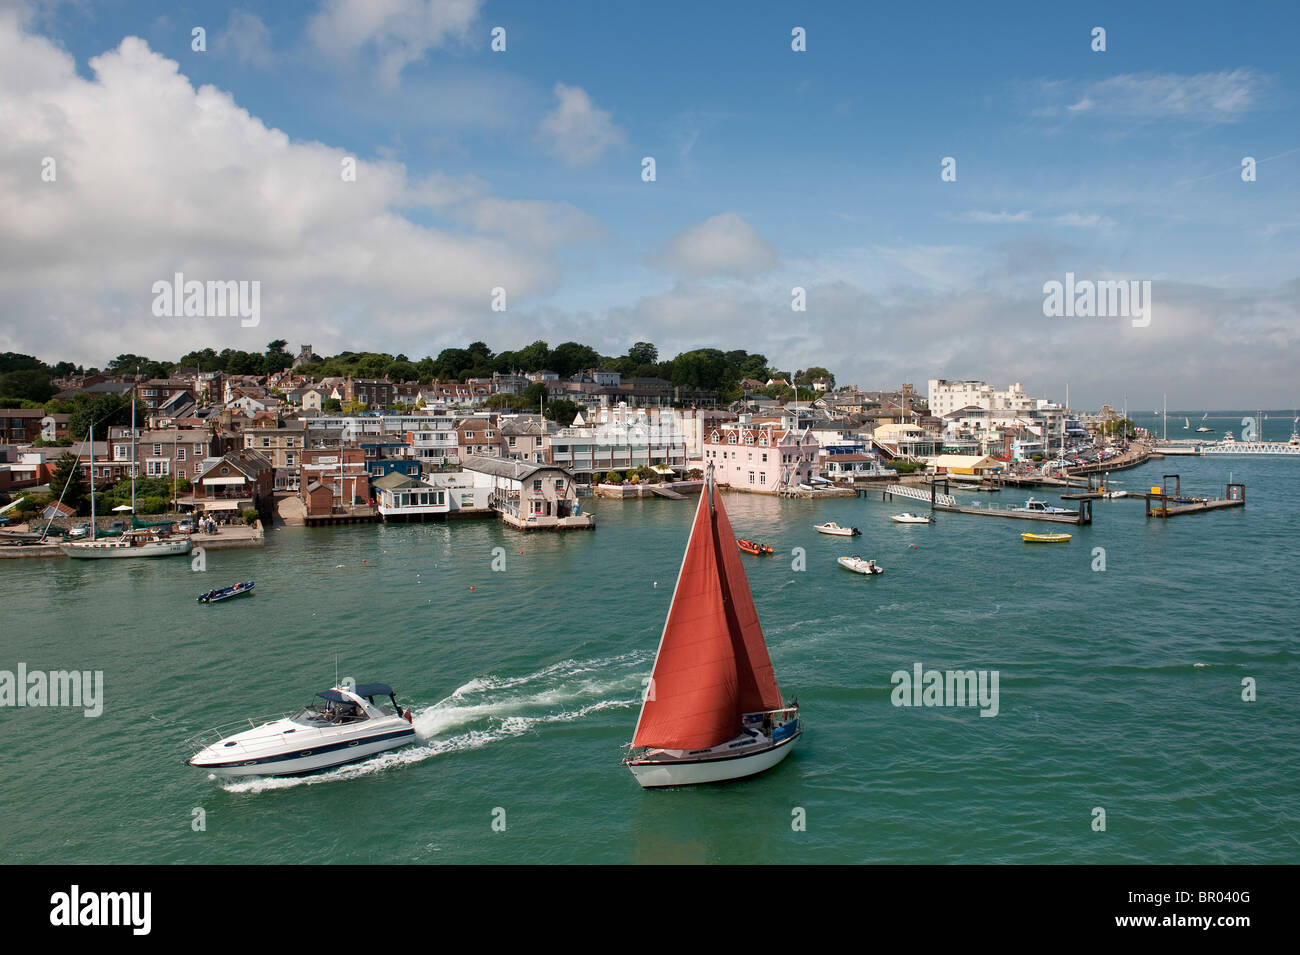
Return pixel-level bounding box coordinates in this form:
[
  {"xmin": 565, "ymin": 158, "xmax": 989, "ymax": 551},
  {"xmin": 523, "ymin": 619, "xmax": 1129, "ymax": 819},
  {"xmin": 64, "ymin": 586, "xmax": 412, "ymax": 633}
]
[
  {"xmin": 262, "ymin": 438, "xmax": 271, "ymax": 448},
  {"xmin": 286, "ymin": 454, "xmax": 294, "ymax": 466},
  {"xmin": 194, "ymin": 443, "xmax": 204, "ymax": 454},
  {"xmin": 748, "ymin": 471, "xmax": 755, "ymax": 484},
  {"xmin": 533, "ymin": 479, "xmax": 542, "ymax": 491},
  {"xmin": 727, "ymin": 433, "xmax": 737, "ymax": 444},
  {"xmin": 194, "ymin": 463, "xmax": 202, "ymax": 475},
  {"xmin": 466, "ymin": 432, "xmax": 474, "ymax": 439},
  {"xmin": 760, "ymin": 472, "xmax": 766, "ymax": 484},
  {"xmin": 508, "ymin": 436, "xmax": 516, "ymax": 447},
  {"xmin": 152, "ymin": 444, "xmax": 162, "ymax": 456},
  {"xmin": 761, "ymin": 453, "xmax": 767, "ymax": 463},
  {"xmin": 486, "ymin": 430, "xmax": 495, "ymax": 438},
  {"xmin": 177, "ymin": 448, "xmax": 186, "ymax": 461}
]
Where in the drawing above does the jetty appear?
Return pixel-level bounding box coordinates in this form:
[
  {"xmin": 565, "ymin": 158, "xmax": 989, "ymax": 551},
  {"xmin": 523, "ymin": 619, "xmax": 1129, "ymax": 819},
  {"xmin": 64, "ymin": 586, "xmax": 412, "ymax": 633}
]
[
  {"xmin": 1144, "ymin": 475, "xmax": 1245, "ymax": 518},
  {"xmin": 925, "ymin": 479, "xmax": 1092, "ymax": 525}
]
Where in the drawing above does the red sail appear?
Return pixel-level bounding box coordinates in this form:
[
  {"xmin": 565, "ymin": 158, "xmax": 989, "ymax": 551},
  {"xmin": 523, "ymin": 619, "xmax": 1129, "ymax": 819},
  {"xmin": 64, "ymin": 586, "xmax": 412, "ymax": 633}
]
[{"xmin": 632, "ymin": 481, "xmax": 783, "ymax": 750}]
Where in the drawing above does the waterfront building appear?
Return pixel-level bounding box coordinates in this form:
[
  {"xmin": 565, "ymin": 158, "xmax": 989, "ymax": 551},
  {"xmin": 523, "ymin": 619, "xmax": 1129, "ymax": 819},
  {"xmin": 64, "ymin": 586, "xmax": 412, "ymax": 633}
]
[
  {"xmin": 701, "ymin": 421, "xmax": 819, "ymax": 492},
  {"xmin": 462, "ymin": 454, "xmax": 592, "ymax": 529},
  {"xmin": 183, "ymin": 449, "xmax": 274, "ymax": 516},
  {"xmin": 548, "ymin": 405, "xmax": 687, "ymax": 478}
]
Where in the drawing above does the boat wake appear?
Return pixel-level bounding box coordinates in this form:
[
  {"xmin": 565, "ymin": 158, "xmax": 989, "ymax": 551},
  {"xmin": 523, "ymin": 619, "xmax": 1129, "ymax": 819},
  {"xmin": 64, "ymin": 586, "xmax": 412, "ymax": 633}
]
[{"xmin": 220, "ymin": 651, "xmax": 650, "ymax": 793}]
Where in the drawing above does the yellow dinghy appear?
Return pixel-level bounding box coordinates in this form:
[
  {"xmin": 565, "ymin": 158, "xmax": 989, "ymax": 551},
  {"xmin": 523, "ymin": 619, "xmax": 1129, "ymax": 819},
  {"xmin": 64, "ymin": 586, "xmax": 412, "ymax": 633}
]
[{"xmin": 1022, "ymin": 532, "xmax": 1072, "ymax": 543}]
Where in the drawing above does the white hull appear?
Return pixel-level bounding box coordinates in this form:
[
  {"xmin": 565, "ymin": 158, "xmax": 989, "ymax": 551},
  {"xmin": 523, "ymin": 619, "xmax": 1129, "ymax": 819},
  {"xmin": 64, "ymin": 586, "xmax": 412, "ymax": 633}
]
[
  {"xmin": 814, "ymin": 524, "xmax": 858, "ymax": 536},
  {"xmin": 61, "ymin": 538, "xmax": 192, "ymax": 558},
  {"xmin": 196, "ymin": 731, "xmax": 414, "ymax": 778},
  {"xmin": 627, "ymin": 733, "xmax": 798, "ymax": 788},
  {"xmin": 890, "ymin": 515, "xmax": 931, "ymax": 524}
]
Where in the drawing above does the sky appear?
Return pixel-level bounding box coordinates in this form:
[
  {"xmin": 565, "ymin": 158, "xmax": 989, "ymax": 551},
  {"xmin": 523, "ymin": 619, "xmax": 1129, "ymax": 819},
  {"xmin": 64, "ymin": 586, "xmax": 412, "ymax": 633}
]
[{"xmin": 0, "ymin": 0, "xmax": 1297, "ymax": 409}]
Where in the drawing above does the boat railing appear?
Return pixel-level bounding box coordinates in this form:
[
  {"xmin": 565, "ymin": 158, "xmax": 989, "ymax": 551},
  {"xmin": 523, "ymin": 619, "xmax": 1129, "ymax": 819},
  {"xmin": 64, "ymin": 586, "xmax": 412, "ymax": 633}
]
[{"xmin": 183, "ymin": 712, "xmax": 299, "ymax": 754}]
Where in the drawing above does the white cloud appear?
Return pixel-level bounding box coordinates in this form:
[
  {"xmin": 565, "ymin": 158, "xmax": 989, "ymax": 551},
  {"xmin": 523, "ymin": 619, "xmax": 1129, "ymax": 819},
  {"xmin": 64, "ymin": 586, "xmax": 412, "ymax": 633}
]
[
  {"xmin": 538, "ymin": 82, "xmax": 625, "ymax": 166},
  {"xmin": 308, "ymin": 0, "xmax": 481, "ymax": 86},
  {"xmin": 0, "ymin": 20, "xmax": 591, "ymax": 363},
  {"xmin": 216, "ymin": 9, "xmax": 272, "ymax": 68},
  {"xmin": 955, "ymin": 210, "xmax": 1032, "ymax": 224},
  {"xmin": 656, "ymin": 213, "xmax": 777, "ymax": 277},
  {"xmin": 1047, "ymin": 69, "xmax": 1265, "ymax": 122}
]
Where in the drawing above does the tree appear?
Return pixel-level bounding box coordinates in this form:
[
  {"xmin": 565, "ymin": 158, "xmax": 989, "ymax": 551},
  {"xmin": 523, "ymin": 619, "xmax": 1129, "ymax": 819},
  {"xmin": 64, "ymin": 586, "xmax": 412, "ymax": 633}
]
[
  {"xmin": 514, "ymin": 340, "xmax": 552, "ymax": 372},
  {"xmin": 322, "ymin": 397, "xmax": 342, "ymax": 413},
  {"xmin": 543, "ymin": 399, "xmax": 581, "ymax": 426},
  {"xmin": 48, "ymin": 452, "xmax": 88, "ymax": 515},
  {"xmin": 68, "ymin": 393, "xmax": 146, "ymax": 440},
  {"xmin": 0, "ymin": 369, "xmax": 55, "ymax": 402},
  {"xmin": 550, "ymin": 342, "xmax": 601, "ymax": 378},
  {"xmin": 483, "ymin": 393, "xmax": 520, "ymax": 411},
  {"xmin": 627, "ymin": 342, "xmax": 658, "ymax": 367},
  {"xmin": 263, "ymin": 340, "xmax": 293, "ymax": 375},
  {"xmin": 522, "ymin": 383, "xmax": 548, "ymax": 408}
]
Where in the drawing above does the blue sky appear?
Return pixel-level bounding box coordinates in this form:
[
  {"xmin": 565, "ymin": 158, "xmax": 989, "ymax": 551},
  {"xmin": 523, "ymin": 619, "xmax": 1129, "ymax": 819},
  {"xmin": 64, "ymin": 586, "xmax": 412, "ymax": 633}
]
[{"xmin": 2, "ymin": 0, "xmax": 1297, "ymax": 407}]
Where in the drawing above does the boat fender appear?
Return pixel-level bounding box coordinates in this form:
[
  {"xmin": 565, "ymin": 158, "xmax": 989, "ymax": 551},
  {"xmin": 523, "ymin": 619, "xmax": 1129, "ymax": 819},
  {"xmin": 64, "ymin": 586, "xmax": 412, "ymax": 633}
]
[{"xmin": 404, "ymin": 709, "xmax": 414, "ymax": 724}]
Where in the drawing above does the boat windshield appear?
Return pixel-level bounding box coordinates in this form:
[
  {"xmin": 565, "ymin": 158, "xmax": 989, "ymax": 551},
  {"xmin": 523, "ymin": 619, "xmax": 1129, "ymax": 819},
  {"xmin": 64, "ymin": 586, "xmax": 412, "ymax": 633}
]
[{"xmin": 290, "ymin": 701, "xmax": 370, "ymax": 727}]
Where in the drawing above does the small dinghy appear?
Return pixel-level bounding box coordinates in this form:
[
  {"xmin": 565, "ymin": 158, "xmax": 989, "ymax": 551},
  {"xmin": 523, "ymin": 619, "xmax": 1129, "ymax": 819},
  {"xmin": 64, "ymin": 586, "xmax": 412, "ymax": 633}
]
[
  {"xmin": 838, "ymin": 555, "xmax": 883, "ymax": 575},
  {"xmin": 814, "ymin": 522, "xmax": 860, "ymax": 537},
  {"xmin": 198, "ymin": 580, "xmax": 255, "ymax": 603},
  {"xmin": 737, "ymin": 538, "xmax": 774, "ymax": 555},
  {"xmin": 891, "ymin": 513, "xmax": 932, "ymax": 524},
  {"xmin": 1021, "ymin": 533, "xmax": 1071, "ymax": 544}
]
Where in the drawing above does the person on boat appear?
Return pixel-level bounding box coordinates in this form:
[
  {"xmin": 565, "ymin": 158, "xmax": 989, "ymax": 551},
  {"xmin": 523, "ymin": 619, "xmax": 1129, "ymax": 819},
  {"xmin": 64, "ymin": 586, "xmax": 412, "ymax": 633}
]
[{"xmin": 866, "ymin": 559, "xmax": 878, "ymax": 572}]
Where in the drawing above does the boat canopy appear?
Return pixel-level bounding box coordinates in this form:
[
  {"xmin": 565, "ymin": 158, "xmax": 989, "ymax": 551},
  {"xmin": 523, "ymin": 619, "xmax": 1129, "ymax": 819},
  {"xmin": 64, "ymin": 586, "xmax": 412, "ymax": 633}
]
[
  {"xmin": 354, "ymin": 682, "xmax": 394, "ymax": 697},
  {"xmin": 316, "ymin": 689, "xmax": 351, "ymax": 703}
]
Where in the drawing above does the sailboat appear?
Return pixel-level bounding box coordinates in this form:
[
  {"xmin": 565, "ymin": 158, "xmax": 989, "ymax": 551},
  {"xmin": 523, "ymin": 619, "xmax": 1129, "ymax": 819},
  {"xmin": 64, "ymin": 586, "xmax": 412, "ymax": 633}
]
[
  {"xmin": 61, "ymin": 385, "xmax": 191, "ymax": 559},
  {"xmin": 623, "ymin": 466, "xmax": 800, "ymax": 788},
  {"xmin": 1184, "ymin": 418, "xmax": 1190, "ymax": 430}
]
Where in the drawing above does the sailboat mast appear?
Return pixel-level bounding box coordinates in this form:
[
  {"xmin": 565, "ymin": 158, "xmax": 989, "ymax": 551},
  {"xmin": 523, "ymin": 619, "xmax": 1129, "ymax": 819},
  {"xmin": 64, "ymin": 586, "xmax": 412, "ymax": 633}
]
[
  {"xmin": 89, "ymin": 422, "xmax": 96, "ymax": 541},
  {"xmin": 131, "ymin": 375, "xmax": 137, "ymax": 519}
]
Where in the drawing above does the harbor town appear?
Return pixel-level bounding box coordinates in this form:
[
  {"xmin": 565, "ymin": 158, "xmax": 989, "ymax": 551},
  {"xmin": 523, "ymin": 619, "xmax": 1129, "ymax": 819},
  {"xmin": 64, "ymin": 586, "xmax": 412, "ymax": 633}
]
[{"xmin": 6, "ymin": 346, "xmax": 1259, "ymax": 555}]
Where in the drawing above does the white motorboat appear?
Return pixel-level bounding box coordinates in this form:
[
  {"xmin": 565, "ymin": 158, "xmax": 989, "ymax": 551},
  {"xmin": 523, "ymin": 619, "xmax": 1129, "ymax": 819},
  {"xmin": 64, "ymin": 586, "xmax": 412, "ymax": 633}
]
[
  {"xmin": 1101, "ymin": 490, "xmax": 1128, "ymax": 499},
  {"xmin": 890, "ymin": 512, "xmax": 932, "ymax": 524},
  {"xmin": 187, "ymin": 683, "xmax": 416, "ymax": 777},
  {"xmin": 837, "ymin": 555, "xmax": 883, "ymax": 575},
  {"xmin": 813, "ymin": 521, "xmax": 860, "ymax": 536},
  {"xmin": 61, "ymin": 528, "xmax": 192, "ymax": 558},
  {"xmin": 624, "ymin": 466, "xmax": 800, "ymax": 788},
  {"xmin": 1012, "ymin": 497, "xmax": 1075, "ymax": 515}
]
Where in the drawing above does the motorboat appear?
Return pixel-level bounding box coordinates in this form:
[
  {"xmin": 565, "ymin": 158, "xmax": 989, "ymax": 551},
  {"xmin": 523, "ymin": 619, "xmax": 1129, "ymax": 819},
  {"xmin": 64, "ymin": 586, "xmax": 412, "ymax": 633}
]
[
  {"xmin": 736, "ymin": 538, "xmax": 774, "ymax": 555},
  {"xmin": 198, "ymin": 580, "xmax": 255, "ymax": 603},
  {"xmin": 837, "ymin": 555, "xmax": 883, "ymax": 574},
  {"xmin": 187, "ymin": 683, "xmax": 416, "ymax": 777},
  {"xmin": 1101, "ymin": 490, "xmax": 1128, "ymax": 499},
  {"xmin": 1011, "ymin": 498, "xmax": 1075, "ymax": 515},
  {"xmin": 890, "ymin": 513, "xmax": 932, "ymax": 524},
  {"xmin": 624, "ymin": 465, "xmax": 800, "ymax": 788},
  {"xmin": 1021, "ymin": 532, "xmax": 1072, "ymax": 543},
  {"xmin": 813, "ymin": 521, "xmax": 860, "ymax": 536}
]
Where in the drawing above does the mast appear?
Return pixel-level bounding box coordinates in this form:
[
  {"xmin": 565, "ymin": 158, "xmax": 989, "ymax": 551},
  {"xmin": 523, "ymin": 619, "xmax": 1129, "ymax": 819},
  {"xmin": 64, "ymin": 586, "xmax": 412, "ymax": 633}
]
[
  {"xmin": 131, "ymin": 374, "xmax": 137, "ymax": 520},
  {"xmin": 89, "ymin": 423, "xmax": 96, "ymax": 540},
  {"xmin": 1162, "ymin": 393, "xmax": 1167, "ymax": 442}
]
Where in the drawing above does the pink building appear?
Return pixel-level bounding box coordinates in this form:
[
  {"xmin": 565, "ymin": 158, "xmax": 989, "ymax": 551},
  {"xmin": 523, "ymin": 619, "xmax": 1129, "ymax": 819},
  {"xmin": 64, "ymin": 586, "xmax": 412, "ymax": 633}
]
[{"xmin": 702, "ymin": 424, "xmax": 819, "ymax": 493}]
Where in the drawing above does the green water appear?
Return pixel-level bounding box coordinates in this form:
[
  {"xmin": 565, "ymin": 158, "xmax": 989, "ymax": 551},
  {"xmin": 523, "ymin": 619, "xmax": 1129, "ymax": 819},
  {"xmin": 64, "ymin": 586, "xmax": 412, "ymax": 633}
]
[{"xmin": 2, "ymin": 452, "xmax": 1297, "ymax": 864}]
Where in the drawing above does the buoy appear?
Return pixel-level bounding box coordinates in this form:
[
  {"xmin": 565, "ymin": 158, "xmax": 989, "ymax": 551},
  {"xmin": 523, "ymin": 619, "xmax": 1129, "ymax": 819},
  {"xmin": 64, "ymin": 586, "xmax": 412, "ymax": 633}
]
[{"xmin": 469, "ymin": 585, "xmax": 474, "ymax": 591}]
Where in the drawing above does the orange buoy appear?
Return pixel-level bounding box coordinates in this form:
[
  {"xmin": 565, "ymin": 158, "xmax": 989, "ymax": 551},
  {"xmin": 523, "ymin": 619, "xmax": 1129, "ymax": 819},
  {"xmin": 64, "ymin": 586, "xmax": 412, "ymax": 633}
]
[{"xmin": 469, "ymin": 585, "xmax": 474, "ymax": 591}]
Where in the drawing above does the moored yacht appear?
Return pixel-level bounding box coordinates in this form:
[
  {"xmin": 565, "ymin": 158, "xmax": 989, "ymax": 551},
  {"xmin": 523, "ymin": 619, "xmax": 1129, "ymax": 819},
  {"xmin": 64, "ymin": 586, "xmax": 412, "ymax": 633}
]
[
  {"xmin": 1012, "ymin": 497, "xmax": 1075, "ymax": 515},
  {"xmin": 187, "ymin": 683, "xmax": 416, "ymax": 777}
]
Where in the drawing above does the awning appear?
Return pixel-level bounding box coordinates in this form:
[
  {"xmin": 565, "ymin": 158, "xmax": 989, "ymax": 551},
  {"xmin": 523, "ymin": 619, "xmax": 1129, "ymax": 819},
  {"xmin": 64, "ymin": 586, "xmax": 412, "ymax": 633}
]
[
  {"xmin": 203, "ymin": 476, "xmax": 246, "ymax": 485},
  {"xmin": 202, "ymin": 501, "xmax": 242, "ymax": 511}
]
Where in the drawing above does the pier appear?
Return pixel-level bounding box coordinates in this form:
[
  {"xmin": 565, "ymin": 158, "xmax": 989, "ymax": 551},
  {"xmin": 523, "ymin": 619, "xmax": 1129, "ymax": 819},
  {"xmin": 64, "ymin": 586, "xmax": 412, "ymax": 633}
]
[
  {"xmin": 926, "ymin": 479, "xmax": 1092, "ymax": 525},
  {"xmin": 1144, "ymin": 475, "xmax": 1245, "ymax": 518}
]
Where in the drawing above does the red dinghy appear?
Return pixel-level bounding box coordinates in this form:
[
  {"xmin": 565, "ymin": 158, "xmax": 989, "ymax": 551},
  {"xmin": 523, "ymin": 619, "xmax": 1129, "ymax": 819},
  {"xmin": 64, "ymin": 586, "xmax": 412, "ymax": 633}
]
[
  {"xmin": 736, "ymin": 538, "xmax": 774, "ymax": 556},
  {"xmin": 625, "ymin": 466, "xmax": 800, "ymax": 787}
]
